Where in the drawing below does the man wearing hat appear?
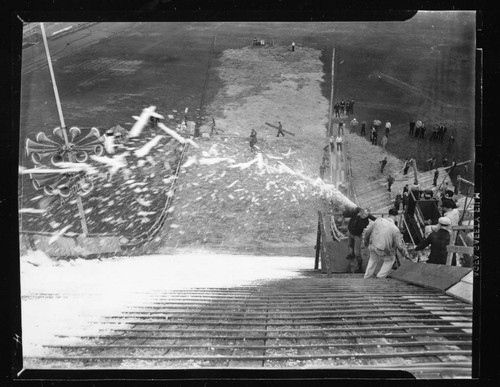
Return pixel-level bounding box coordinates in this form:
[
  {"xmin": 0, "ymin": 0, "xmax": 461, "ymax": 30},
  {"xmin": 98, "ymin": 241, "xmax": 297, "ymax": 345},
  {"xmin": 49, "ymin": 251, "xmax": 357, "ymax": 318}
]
[
  {"xmin": 413, "ymin": 217, "xmax": 451, "ymax": 265},
  {"xmin": 362, "ymin": 208, "xmax": 410, "ymax": 279}
]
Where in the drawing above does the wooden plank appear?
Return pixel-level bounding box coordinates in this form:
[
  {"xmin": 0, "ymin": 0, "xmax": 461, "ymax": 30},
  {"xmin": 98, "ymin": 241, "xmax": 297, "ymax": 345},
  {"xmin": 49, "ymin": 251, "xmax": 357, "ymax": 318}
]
[
  {"xmin": 447, "ymin": 246, "xmax": 474, "ymax": 255},
  {"xmin": 460, "ymin": 271, "xmax": 474, "ymax": 285},
  {"xmin": 452, "ymin": 225, "xmax": 474, "ymax": 231},
  {"xmin": 446, "ymin": 281, "xmax": 473, "ymax": 304},
  {"xmin": 389, "ymin": 261, "xmax": 472, "ymax": 292}
]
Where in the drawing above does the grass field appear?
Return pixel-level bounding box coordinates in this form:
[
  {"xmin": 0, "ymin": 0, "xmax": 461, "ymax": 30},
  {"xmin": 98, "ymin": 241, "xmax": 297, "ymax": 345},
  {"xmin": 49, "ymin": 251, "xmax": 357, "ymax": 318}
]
[{"xmin": 18, "ymin": 14, "xmax": 476, "ymax": 253}]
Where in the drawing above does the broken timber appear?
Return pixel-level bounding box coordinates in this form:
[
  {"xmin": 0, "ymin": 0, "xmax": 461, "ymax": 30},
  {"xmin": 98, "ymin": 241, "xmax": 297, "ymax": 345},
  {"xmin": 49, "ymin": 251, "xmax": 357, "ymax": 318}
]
[{"xmin": 265, "ymin": 122, "xmax": 296, "ymax": 136}]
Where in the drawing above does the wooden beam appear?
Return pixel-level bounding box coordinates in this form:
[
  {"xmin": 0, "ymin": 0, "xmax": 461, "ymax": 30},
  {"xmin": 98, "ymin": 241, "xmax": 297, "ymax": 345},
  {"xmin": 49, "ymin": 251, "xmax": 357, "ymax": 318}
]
[
  {"xmin": 452, "ymin": 225, "xmax": 474, "ymax": 231},
  {"xmin": 447, "ymin": 245, "xmax": 474, "ymax": 255}
]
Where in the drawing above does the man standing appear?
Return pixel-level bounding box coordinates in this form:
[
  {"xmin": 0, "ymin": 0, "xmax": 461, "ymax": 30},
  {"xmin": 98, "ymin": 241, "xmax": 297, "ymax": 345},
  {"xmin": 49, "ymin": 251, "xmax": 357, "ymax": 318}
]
[
  {"xmin": 329, "ymin": 135, "xmax": 335, "ymax": 152},
  {"xmin": 319, "ymin": 162, "xmax": 326, "ymax": 179},
  {"xmin": 413, "ymin": 217, "xmax": 451, "ymax": 265},
  {"xmin": 447, "ymin": 136, "xmax": 455, "ymax": 152},
  {"xmin": 343, "ymin": 207, "xmax": 376, "ymax": 273},
  {"xmin": 363, "ymin": 209, "xmax": 410, "ymax": 278},
  {"xmin": 291, "ymin": 41, "xmax": 295, "ymax": 51},
  {"xmin": 433, "ymin": 168, "xmax": 439, "ymax": 186},
  {"xmin": 409, "ymin": 119, "xmax": 415, "ymax": 135},
  {"xmin": 211, "ymin": 117, "xmax": 219, "ymax": 135},
  {"xmin": 426, "ymin": 157, "xmax": 436, "ymax": 171},
  {"xmin": 360, "ymin": 121, "xmax": 366, "ymax": 136},
  {"xmin": 420, "ymin": 124, "xmax": 426, "ymax": 139},
  {"xmin": 385, "ymin": 121, "xmax": 391, "ymax": 137},
  {"xmin": 340, "ymin": 100, "xmax": 345, "ymax": 115},
  {"xmin": 249, "ymin": 129, "xmax": 257, "ymax": 152},
  {"xmin": 334, "ymin": 103, "xmax": 340, "ymax": 118},
  {"xmin": 338, "ymin": 121, "xmax": 344, "ymax": 136},
  {"xmin": 336, "ymin": 135, "xmax": 343, "ymax": 151},
  {"xmin": 387, "ymin": 174, "xmax": 395, "ymax": 192},
  {"xmin": 277, "ymin": 122, "xmax": 285, "ymax": 137},
  {"xmin": 350, "ymin": 118, "xmax": 358, "ymax": 134},
  {"xmin": 380, "ymin": 157, "xmax": 388, "ymax": 173},
  {"xmin": 371, "ymin": 127, "xmax": 378, "ymax": 145}
]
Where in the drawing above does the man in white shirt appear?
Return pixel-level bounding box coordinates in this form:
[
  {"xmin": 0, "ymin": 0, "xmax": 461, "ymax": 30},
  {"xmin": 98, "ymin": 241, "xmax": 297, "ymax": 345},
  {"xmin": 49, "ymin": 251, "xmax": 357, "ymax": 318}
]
[
  {"xmin": 385, "ymin": 121, "xmax": 392, "ymax": 137},
  {"xmin": 336, "ymin": 135, "xmax": 343, "ymax": 151},
  {"xmin": 362, "ymin": 209, "xmax": 410, "ymax": 278}
]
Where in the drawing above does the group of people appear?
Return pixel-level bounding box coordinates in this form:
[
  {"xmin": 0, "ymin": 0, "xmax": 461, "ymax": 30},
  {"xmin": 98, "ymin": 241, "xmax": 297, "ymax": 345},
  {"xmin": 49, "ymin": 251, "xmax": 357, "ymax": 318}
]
[
  {"xmin": 334, "ymin": 99, "xmax": 355, "ymax": 117},
  {"xmin": 409, "ymin": 119, "xmax": 456, "ymax": 148},
  {"xmin": 342, "ymin": 206, "xmax": 410, "ymax": 277},
  {"xmin": 329, "ymin": 134, "xmax": 343, "ymax": 152},
  {"xmin": 248, "ymin": 122, "xmax": 286, "ymax": 152},
  {"xmin": 342, "ymin": 187, "xmax": 462, "ymax": 277},
  {"xmin": 364, "ymin": 120, "xmax": 391, "ymax": 148}
]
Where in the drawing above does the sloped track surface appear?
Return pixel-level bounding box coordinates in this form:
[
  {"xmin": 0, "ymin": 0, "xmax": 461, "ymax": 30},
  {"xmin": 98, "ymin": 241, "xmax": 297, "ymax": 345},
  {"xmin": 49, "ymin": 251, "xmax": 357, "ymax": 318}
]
[{"xmin": 26, "ymin": 273, "xmax": 473, "ymax": 379}]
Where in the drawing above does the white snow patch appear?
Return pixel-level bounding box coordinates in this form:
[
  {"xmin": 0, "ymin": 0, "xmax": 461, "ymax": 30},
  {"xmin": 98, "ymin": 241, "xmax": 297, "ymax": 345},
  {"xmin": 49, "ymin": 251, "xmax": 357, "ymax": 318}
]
[
  {"xmin": 135, "ymin": 135, "xmax": 164, "ymax": 158},
  {"xmin": 48, "ymin": 225, "xmax": 72, "ymax": 245},
  {"xmin": 19, "ymin": 208, "xmax": 46, "ymax": 214}
]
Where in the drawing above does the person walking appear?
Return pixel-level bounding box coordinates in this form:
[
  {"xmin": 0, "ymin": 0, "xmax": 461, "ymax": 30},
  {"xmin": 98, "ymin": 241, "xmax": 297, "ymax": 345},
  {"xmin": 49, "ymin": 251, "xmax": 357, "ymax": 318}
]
[
  {"xmin": 329, "ymin": 135, "xmax": 335, "ymax": 152},
  {"xmin": 342, "ymin": 207, "xmax": 376, "ymax": 273},
  {"xmin": 413, "ymin": 217, "xmax": 451, "ymax": 265},
  {"xmin": 291, "ymin": 41, "xmax": 295, "ymax": 51},
  {"xmin": 387, "ymin": 174, "xmax": 395, "ymax": 192},
  {"xmin": 360, "ymin": 121, "xmax": 366, "ymax": 136},
  {"xmin": 380, "ymin": 157, "xmax": 388, "ymax": 173},
  {"xmin": 277, "ymin": 122, "xmax": 285, "ymax": 137},
  {"xmin": 403, "ymin": 158, "xmax": 411, "ymax": 175},
  {"xmin": 336, "ymin": 135, "xmax": 343, "ymax": 151},
  {"xmin": 362, "ymin": 208, "xmax": 410, "ymax": 279},
  {"xmin": 433, "ymin": 168, "xmax": 439, "ymax": 186}
]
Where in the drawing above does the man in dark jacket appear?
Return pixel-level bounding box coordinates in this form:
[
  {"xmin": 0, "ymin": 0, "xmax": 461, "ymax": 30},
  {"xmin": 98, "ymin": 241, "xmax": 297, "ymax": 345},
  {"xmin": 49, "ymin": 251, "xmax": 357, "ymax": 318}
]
[
  {"xmin": 342, "ymin": 207, "xmax": 376, "ymax": 273},
  {"xmin": 414, "ymin": 217, "xmax": 451, "ymax": 264}
]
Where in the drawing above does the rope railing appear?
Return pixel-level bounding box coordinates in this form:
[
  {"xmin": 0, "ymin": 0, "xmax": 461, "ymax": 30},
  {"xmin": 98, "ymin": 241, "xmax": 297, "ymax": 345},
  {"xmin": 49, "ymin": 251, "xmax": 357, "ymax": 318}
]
[{"xmin": 121, "ymin": 142, "xmax": 190, "ymax": 248}]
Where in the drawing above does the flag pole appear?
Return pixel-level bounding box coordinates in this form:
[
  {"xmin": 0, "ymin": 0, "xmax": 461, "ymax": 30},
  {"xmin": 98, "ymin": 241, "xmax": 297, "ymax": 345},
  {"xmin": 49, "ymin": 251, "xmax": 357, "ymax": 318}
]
[{"xmin": 40, "ymin": 22, "xmax": 89, "ymax": 236}]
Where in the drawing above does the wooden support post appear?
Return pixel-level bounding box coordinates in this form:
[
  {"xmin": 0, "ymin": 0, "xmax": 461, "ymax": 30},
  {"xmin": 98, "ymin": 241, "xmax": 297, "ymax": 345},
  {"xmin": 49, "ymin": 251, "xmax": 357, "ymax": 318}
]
[{"xmin": 314, "ymin": 212, "xmax": 321, "ymax": 270}]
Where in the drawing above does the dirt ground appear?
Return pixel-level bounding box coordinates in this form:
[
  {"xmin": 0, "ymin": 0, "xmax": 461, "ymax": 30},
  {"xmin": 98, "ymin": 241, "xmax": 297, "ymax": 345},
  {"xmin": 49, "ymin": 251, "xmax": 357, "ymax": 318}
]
[{"xmin": 158, "ymin": 44, "xmax": 344, "ymax": 254}]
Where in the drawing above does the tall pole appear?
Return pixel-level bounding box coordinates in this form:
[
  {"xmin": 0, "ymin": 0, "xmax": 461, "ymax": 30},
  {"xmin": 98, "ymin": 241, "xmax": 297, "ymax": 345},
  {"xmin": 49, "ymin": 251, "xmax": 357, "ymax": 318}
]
[
  {"xmin": 329, "ymin": 46, "xmax": 335, "ymax": 184},
  {"xmin": 40, "ymin": 23, "xmax": 89, "ymax": 236}
]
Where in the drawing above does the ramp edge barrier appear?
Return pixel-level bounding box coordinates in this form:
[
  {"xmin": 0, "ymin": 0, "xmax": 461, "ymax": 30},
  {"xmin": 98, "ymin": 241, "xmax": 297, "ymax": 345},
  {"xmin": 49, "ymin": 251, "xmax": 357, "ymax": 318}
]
[{"xmin": 388, "ymin": 261, "xmax": 473, "ymax": 303}]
